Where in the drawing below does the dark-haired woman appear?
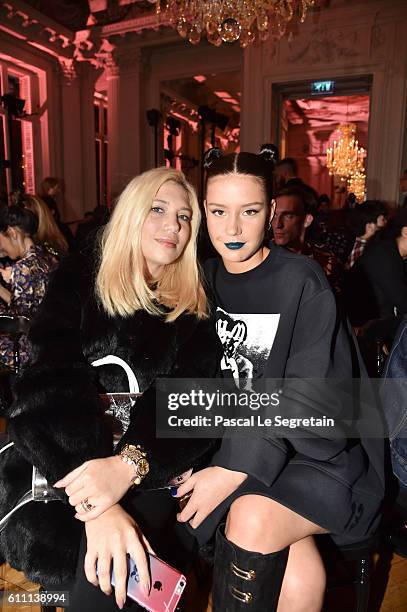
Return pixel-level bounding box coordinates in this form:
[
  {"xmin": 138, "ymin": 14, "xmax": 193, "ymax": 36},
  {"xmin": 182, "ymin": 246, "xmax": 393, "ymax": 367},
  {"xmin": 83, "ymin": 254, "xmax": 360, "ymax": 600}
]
[
  {"xmin": 175, "ymin": 148, "xmax": 385, "ymax": 611},
  {"xmin": 0, "ymin": 205, "xmax": 57, "ymax": 369}
]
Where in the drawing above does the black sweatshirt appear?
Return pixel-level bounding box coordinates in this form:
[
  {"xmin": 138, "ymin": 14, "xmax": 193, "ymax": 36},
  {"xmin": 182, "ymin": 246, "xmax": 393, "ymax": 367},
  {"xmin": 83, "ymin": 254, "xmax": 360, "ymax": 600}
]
[{"xmin": 204, "ymin": 245, "xmax": 384, "ymax": 493}]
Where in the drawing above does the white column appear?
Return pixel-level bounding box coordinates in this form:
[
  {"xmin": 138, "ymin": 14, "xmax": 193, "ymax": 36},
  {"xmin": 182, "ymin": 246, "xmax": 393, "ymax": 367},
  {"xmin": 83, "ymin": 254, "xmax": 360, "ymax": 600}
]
[
  {"xmin": 59, "ymin": 64, "xmax": 83, "ymax": 221},
  {"xmin": 80, "ymin": 62, "xmax": 99, "ymax": 212},
  {"xmin": 106, "ymin": 46, "xmax": 141, "ymax": 200},
  {"xmin": 59, "ymin": 60, "xmax": 99, "ymax": 220}
]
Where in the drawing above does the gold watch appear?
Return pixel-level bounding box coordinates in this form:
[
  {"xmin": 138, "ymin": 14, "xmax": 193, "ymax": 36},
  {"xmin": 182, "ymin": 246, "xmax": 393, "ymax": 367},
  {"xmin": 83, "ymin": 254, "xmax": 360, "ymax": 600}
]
[{"xmin": 119, "ymin": 444, "xmax": 150, "ymax": 487}]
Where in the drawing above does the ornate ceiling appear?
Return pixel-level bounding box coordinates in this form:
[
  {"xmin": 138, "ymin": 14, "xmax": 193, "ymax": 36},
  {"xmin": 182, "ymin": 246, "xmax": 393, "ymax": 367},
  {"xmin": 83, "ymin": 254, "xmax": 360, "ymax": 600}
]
[
  {"xmin": 22, "ymin": 0, "xmax": 90, "ymax": 30},
  {"xmin": 22, "ymin": 0, "xmax": 155, "ymax": 31}
]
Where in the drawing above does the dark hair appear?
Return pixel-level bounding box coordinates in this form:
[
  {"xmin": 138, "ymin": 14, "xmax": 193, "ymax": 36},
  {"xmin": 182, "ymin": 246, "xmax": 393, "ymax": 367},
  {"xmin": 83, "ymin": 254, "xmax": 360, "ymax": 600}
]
[
  {"xmin": 318, "ymin": 194, "xmax": 331, "ymax": 206},
  {"xmin": 204, "ymin": 146, "xmax": 275, "ymax": 202},
  {"xmin": 275, "ymin": 185, "xmax": 317, "ymax": 216},
  {"xmin": 386, "ymin": 205, "xmax": 407, "ymax": 239},
  {"xmin": 274, "ymin": 157, "xmax": 298, "ymax": 176},
  {"xmin": 348, "ymin": 200, "xmax": 387, "ymax": 237},
  {"xmin": 0, "ymin": 205, "xmax": 39, "ymax": 236}
]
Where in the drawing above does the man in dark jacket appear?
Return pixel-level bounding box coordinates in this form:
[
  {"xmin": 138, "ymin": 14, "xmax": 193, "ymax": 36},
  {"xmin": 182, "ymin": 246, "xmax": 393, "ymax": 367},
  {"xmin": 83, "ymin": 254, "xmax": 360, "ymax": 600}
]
[
  {"xmin": 346, "ymin": 206, "xmax": 407, "ymax": 343},
  {"xmin": 273, "ymin": 157, "xmax": 319, "ymax": 207}
]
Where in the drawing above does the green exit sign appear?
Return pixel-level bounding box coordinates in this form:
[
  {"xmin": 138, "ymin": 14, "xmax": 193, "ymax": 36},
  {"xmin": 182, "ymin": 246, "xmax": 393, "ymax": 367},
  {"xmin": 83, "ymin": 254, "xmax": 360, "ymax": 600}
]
[{"xmin": 311, "ymin": 81, "xmax": 335, "ymax": 94}]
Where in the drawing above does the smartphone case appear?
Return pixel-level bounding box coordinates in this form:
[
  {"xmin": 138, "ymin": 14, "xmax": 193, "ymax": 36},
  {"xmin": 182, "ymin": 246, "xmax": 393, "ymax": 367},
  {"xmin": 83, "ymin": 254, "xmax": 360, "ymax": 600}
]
[{"xmin": 110, "ymin": 554, "xmax": 186, "ymax": 612}]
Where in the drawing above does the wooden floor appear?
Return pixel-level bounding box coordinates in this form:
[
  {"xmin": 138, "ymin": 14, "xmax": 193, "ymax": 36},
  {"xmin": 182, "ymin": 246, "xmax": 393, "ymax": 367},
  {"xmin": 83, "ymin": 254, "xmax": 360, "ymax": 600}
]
[{"xmin": 1, "ymin": 550, "xmax": 406, "ymax": 611}]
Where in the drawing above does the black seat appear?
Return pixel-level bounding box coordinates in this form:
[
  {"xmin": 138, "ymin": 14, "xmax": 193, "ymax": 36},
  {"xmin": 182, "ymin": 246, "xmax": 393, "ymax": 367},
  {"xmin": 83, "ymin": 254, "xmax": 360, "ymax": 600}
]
[{"xmin": 319, "ymin": 533, "xmax": 379, "ymax": 612}]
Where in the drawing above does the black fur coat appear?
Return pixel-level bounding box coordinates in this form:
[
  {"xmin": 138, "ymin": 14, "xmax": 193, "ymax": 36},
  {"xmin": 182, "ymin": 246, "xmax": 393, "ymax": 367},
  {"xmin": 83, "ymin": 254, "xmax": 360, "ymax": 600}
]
[{"xmin": 0, "ymin": 252, "xmax": 222, "ymax": 585}]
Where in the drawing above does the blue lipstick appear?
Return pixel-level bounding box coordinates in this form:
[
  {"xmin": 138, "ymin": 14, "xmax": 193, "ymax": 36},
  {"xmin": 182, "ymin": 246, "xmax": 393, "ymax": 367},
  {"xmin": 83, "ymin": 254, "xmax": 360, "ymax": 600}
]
[{"xmin": 225, "ymin": 242, "xmax": 245, "ymax": 250}]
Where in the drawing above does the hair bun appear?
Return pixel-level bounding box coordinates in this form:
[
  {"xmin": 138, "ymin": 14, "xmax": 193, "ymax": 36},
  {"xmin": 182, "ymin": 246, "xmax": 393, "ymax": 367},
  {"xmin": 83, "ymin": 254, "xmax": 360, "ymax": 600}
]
[
  {"xmin": 203, "ymin": 148, "xmax": 222, "ymax": 169},
  {"xmin": 259, "ymin": 143, "xmax": 279, "ymax": 164}
]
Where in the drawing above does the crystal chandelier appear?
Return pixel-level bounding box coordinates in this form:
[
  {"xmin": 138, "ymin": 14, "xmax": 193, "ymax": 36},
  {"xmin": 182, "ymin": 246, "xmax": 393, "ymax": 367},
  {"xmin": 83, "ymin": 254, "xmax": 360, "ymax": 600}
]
[
  {"xmin": 347, "ymin": 169, "xmax": 366, "ymax": 203},
  {"xmin": 154, "ymin": 0, "xmax": 317, "ymax": 47},
  {"xmin": 326, "ymin": 123, "xmax": 367, "ymax": 202}
]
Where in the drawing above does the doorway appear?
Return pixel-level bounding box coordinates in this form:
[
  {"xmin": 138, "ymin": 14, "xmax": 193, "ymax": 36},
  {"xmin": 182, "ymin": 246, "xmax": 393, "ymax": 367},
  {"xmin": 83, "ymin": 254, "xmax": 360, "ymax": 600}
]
[
  {"xmin": 273, "ymin": 76, "xmax": 372, "ymax": 206},
  {"xmin": 160, "ymin": 71, "xmax": 241, "ymax": 199}
]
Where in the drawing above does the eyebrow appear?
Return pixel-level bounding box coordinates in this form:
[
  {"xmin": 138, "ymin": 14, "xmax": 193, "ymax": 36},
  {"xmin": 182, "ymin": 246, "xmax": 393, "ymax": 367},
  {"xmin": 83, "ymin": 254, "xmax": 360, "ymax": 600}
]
[
  {"xmin": 207, "ymin": 202, "xmax": 264, "ymax": 207},
  {"xmin": 153, "ymin": 198, "xmax": 192, "ymax": 211}
]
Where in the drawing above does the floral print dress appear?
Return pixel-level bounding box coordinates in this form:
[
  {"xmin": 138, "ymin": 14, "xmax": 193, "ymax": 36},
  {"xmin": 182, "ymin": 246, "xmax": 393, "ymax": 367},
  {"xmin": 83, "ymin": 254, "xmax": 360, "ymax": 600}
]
[{"xmin": 0, "ymin": 245, "xmax": 57, "ymax": 369}]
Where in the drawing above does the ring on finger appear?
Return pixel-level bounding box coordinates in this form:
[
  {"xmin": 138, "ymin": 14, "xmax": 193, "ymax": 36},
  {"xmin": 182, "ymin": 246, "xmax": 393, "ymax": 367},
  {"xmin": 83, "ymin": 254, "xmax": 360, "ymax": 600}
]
[
  {"xmin": 80, "ymin": 497, "xmax": 94, "ymax": 512},
  {"xmin": 178, "ymin": 491, "xmax": 192, "ymax": 511}
]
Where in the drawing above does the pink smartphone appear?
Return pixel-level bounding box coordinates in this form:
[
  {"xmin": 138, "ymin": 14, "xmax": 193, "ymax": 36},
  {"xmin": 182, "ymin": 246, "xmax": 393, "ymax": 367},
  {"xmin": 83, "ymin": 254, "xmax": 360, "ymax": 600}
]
[{"xmin": 110, "ymin": 554, "xmax": 186, "ymax": 612}]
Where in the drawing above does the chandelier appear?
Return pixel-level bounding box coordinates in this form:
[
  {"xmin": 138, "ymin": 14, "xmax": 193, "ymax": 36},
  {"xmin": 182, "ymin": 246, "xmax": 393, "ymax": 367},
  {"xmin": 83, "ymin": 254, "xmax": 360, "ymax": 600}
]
[
  {"xmin": 347, "ymin": 170, "xmax": 366, "ymax": 203},
  {"xmin": 154, "ymin": 0, "xmax": 317, "ymax": 47},
  {"xmin": 326, "ymin": 123, "xmax": 367, "ymax": 202}
]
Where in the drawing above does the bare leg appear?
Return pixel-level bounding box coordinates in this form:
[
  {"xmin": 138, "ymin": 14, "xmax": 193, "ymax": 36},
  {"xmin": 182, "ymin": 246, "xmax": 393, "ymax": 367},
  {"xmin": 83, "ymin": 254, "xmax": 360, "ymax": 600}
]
[
  {"xmin": 277, "ymin": 537, "xmax": 326, "ymax": 612},
  {"xmin": 226, "ymin": 495, "xmax": 327, "ymax": 553}
]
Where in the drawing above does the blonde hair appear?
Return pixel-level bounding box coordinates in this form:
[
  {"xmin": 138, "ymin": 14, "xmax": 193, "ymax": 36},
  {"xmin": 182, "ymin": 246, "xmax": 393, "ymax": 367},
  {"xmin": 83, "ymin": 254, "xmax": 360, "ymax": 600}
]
[
  {"xmin": 23, "ymin": 194, "xmax": 68, "ymax": 253},
  {"xmin": 96, "ymin": 167, "xmax": 207, "ymax": 322}
]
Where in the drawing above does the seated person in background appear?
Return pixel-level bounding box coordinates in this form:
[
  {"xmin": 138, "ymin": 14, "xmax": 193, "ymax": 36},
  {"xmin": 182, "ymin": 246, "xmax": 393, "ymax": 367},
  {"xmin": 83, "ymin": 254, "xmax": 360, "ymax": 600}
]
[
  {"xmin": 273, "ymin": 157, "xmax": 319, "ymax": 207},
  {"xmin": 317, "ymin": 193, "xmax": 331, "ymax": 213},
  {"xmin": 272, "ymin": 185, "xmax": 343, "ymax": 294},
  {"xmin": 307, "ymin": 194, "xmax": 333, "ymax": 248},
  {"xmin": 0, "ymin": 206, "xmax": 57, "ymax": 369},
  {"xmin": 380, "ymin": 314, "xmax": 407, "ymax": 556},
  {"xmin": 39, "ymin": 177, "xmax": 74, "ymax": 250},
  {"xmin": 346, "ymin": 200, "xmax": 388, "ymax": 268},
  {"xmin": 74, "ymin": 205, "xmax": 110, "ymax": 251},
  {"xmin": 345, "ymin": 206, "xmax": 407, "ymax": 351},
  {"xmin": 324, "ymin": 209, "xmax": 355, "ymax": 264},
  {"xmin": 22, "ymin": 194, "xmax": 68, "ymax": 259}
]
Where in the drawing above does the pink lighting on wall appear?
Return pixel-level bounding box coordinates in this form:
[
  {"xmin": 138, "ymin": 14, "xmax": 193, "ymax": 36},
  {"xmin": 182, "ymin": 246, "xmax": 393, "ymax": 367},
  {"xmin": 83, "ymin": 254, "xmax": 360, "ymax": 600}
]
[
  {"xmin": 213, "ymin": 91, "xmax": 232, "ymax": 99},
  {"xmin": 193, "ymin": 75, "xmax": 206, "ymax": 83}
]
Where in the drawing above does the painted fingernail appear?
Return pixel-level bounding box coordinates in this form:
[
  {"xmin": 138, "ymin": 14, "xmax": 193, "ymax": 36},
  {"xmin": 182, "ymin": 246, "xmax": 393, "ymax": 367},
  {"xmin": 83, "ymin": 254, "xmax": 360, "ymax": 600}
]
[
  {"xmin": 170, "ymin": 486, "xmax": 178, "ymax": 497},
  {"xmin": 142, "ymin": 583, "xmax": 150, "ymax": 596}
]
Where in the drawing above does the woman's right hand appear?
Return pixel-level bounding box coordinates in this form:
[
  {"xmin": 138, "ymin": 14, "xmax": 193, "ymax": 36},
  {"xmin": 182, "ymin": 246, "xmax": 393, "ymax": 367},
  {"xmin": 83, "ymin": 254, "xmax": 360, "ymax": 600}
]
[
  {"xmin": 84, "ymin": 503, "xmax": 154, "ymax": 610},
  {"xmin": 0, "ymin": 266, "xmax": 12, "ymax": 284}
]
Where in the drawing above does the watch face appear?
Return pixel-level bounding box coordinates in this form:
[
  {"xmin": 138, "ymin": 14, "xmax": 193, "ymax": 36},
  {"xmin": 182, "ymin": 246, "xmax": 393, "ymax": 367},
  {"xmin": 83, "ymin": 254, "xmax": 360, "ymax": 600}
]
[{"xmin": 138, "ymin": 458, "xmax": 150, "ymax": 476}]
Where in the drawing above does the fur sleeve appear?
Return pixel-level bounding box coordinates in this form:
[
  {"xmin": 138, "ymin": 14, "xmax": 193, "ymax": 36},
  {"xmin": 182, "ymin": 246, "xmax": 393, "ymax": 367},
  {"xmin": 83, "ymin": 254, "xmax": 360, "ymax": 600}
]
[
  {"xmin": 7, "ymin": 254, "xmax": 112, "ymax": 484},
  {"xmin": 117, "ymin": 314, "xmax": 223, "ymax": 488}
]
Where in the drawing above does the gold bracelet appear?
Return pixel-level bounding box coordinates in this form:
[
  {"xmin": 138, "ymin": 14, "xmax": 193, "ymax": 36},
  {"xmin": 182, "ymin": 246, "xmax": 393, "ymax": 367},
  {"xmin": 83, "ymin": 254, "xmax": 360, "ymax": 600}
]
[{"xmin": 119, "ymin": 444, "xmax": 150, "ymax": 487}]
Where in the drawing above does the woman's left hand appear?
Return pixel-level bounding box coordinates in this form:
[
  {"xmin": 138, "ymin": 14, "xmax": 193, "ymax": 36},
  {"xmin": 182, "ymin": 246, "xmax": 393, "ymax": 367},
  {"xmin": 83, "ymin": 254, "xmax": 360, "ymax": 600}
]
[
  {"xmin": 54, "ymin": 456, "xmax": 135, "ymax": 522},
  {"xmin": 176, "ymin": 466, "xmax": 247, "ymax": 529}
]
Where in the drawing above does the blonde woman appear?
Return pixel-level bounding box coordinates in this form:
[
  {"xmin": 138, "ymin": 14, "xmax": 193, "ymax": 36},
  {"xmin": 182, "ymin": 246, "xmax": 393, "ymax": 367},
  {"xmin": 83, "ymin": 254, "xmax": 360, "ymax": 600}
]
[
  {"xmin": 2, "ymin": 167, "xmax": 221, "ymax": 611},
  {"xmin": 22, "ymin": 194, "xmax": 68, "ymax": 257}
]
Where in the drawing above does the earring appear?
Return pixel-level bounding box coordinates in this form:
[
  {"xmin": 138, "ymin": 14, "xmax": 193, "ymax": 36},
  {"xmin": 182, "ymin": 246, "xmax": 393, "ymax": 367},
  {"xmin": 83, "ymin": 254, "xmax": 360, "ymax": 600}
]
[{"xmin": 267, "ymin": 221, "xmax": 272, "ymax": 231}]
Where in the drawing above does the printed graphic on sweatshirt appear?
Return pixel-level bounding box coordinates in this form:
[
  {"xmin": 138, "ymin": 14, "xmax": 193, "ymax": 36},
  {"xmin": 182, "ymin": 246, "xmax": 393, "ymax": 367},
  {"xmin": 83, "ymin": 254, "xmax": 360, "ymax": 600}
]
[{"xmin": 215, "ymin": 307, "xmax": 280, "ymax": 390}]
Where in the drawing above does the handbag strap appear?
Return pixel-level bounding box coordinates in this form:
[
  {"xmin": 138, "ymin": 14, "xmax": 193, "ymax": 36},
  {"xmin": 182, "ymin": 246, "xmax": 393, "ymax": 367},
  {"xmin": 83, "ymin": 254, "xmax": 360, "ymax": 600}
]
[
  {"xmin": 91, "ymin": 355, "xmax": 140, "ymax": 402},
  {"xmin": 0, "ymin": 442, "xmax": 60, "ymax": 534}
]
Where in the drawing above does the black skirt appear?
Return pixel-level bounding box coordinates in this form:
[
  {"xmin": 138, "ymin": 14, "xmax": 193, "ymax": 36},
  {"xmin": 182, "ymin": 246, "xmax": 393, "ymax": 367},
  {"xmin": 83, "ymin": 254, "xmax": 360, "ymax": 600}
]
[{"xmin": 188, "ymin": 453, "xmax": 383, "ymax": 548}]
